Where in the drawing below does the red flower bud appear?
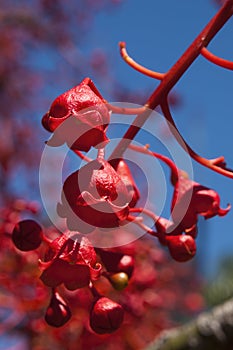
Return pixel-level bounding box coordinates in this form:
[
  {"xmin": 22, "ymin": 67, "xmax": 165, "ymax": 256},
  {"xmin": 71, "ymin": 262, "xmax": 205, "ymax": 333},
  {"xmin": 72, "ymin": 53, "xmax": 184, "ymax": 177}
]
[
  {"xmin": 59, "ymin": 159, "xmax": 130, "ymax": 232},
  {"xmin": 166, "ymin": 235, "xmax": 196, "ymax": 262},
  {"xmin": 12, "ymin": 219, "xmax": 42, "ymax": 251},
  {"xmin": 90, "ymin": 297, "xmax": 124, "ymax": 334},
  {"xmin": 45, "ymin": 290, "xmax": 71, "ymax": 327},
  {"xmin": 42, "ymin": 78, "xmax": 110, "ymax": 152},
  {"xmin": 110, "ymin": 159, "xmax": 140, "ymax": 207}
]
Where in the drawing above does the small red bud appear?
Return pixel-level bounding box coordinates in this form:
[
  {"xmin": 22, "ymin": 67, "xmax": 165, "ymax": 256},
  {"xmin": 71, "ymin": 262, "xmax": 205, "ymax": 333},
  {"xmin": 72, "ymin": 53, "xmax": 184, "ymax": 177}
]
[
  {"xmin": 12, "ymin": 219, "xmax": 42, "ymax": 251},
  {"xmin": 166, "ymin": 235, "xmax": 196, "ymax": 262},
  {"xmin": 90, "ymin": 297, "xmax": 124, "ymax": 334},
  {"xmin": 45, "ymin": 291, "xmax": 71, "ymax": 327}
]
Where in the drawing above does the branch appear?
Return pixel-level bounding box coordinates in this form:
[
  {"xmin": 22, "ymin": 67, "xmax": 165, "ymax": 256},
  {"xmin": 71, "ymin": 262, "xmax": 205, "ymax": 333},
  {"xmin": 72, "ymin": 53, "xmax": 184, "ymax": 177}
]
[
  {"xmin": 146, "ymin": 296, "xmax": 233, "ymax": 350},
  {"xmin": 119, "ymin": 41, "xmax": 165, "ymax": 80},
  {"xmin": 201, "ymin": 47, "xmax": 233, "ymax": 70},
  {"xmin": 110, "ymin": 0, "xmax": 233, "ymax": 161},
  {"xmin": 128, "ymin": 143, "xmax": 179, "ymax": 184},
  {"xmin": 160, "ymin": 98, "xmax": 233, "ymax": 179}
]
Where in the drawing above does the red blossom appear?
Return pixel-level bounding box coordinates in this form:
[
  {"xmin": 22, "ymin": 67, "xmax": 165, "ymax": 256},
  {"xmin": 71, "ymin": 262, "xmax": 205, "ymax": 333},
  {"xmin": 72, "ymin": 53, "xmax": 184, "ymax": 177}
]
[
  {"xmin": 90, "ymin": 297, "xmax": 124, "ymax": 334},
  {"xmin": 45, "ymin": 290, "xmax": 71, "ymax": 327},
  {"xmin": 58, "ymin": 159, "xmax": 130, "ymax": 232},
  {"xmin": 39, "ymin": 235, "xmax": 101, "ymax": 290},
  {"xmin": 171, "ymin": 171, "xmax": 230, "ymax": 230},
  {"xmin": 12, "ymin": 219, "xmax": 42, "ymax": 251},
  {"xmin": 42, "ymin": 78, "xmax": 110, "ymax": 152}
]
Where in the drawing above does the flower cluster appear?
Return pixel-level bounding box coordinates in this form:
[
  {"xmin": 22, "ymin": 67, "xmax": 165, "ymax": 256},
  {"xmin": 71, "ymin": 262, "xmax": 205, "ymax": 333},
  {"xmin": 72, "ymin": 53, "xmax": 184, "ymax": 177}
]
[
  {"xmin": 10, "ymin": 77, "xmax": 231, "ymax": 334},
  {"xmin": 1, "ymin": 200, "xmax": 203, "ymax": 350},
  {"xmin": 11, "ymin": 219, "xmax": 135, "ymax": 333},
  {"xmin": 153, "ymin": 170, "xmax": 230, "ymax": 262}
]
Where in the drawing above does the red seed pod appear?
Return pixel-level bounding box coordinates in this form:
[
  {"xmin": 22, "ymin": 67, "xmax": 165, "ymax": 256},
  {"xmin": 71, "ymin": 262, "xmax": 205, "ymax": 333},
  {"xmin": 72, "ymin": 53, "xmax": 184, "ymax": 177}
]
[
  {"xmin": 59, "ymin": 159, "xmax": 130, "ymax": 232},
  {"xmin": 12, "ymin": 219, "xmax": 42, "ymax": 251},
  {"xmin": 166, "ymin": 234, "xmax": 196, "ymax": 262},
  {"xmin": 90, "ymin": 297, "xmax": 124, "ymax": 334},
  {"xmin": 42, "ymin": 78, "xmax": 110, "ymax": 152},
  {"xmin": 45, "ymin": 290, "xmax": 71, "ymax": 327}
]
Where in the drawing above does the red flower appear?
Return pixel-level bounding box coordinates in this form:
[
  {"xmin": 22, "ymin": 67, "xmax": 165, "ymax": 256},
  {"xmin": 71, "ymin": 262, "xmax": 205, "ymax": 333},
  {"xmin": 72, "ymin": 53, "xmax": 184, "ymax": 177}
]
[
  {"xmin": 39, "ymin": 235, "xmax": 101, "ymax": 290},
  {"xmin": 42, "ymin": 78, "xmax": 110, "ymax": 152},
  {"xmin": 171, "ymin": 171, "xmax": 230, "ymax": 230},
  {"xmin": 58, "ymin": 159, "xmax": 130, "ymax": 233},
  {"xmin": 12, "ymin": 219, "xmax": 42, "ymax": 251},
  {"xmin": 90, "ymin": 297, "xmax": 124, "ymax": 334},
  {"xmin": 166, "ymin": 234, "xmax": 196, "ymax": 262},
  {"xmin": 45, "ymin": 290, "xmax": 71, "ymax": 327}
]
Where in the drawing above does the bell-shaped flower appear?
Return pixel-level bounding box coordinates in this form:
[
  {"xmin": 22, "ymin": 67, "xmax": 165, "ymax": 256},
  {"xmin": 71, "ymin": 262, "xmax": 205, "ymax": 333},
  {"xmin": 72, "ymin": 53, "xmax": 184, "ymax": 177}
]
[
  {"xmin": 171, "ymin": 171, "xmax": 230, "ymax": 230},
  {"xmin": 42, "ymin": 78, "xmax": 110, "ymax": 152},
  {"xmin": 90, "ymin": 297, "xmax": 124, "ymax": 334},
  {"xmin": 39, "ymin": 235, "xmax": 101, "ymax": 291},
  {"xmin": 58, "ymin": 159, "xmax": 130, "ymax": 233}
]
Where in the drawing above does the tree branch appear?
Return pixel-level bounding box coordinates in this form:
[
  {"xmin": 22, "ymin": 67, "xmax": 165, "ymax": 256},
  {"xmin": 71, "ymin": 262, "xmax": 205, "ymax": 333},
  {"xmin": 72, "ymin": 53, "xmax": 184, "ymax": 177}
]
[{"xmin": 146, "ymin": 296, "xmax": 233, "ymax": 350}]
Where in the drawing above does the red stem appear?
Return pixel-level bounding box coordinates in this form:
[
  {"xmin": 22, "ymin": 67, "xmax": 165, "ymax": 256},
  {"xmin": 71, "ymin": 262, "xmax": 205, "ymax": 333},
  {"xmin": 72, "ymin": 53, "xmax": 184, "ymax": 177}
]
[
  {"xmin": 119, "ymin": 41, "xmax": 165, "ymax": 80},
  {"xmin": 127, "ymin": 214, "xmax": 156, "ymax": 235},
  {"xmin": 107, "ymin": 103, "xmax": 146, "ymax": 115},
  {"xmin": 89, "ymin": 282, "xmax": 101, "ymax": 298},
  {"xmin": 110, "ymin": 0, "xmax": 233, "ymax": 165},
  {"xmin": 160, "ymin": 99, "xmax": 233, "ymax": 178},
  {"xmin": 72, "ymin": 149, "xmax": 92, "ymax": 162},
  {"xmin": 129, "ymin": 144, "xmax": 179, "ymax": 183},
  {"xmin": 129, "ymin": 207, "xmax": 159, "ymax": 223},
  {"xmin": 201, "ymin": 47, "xmax": 233, "ymax": 70}
]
